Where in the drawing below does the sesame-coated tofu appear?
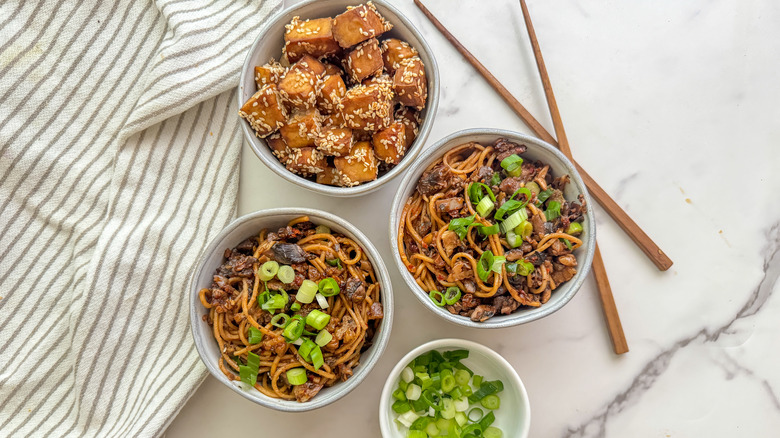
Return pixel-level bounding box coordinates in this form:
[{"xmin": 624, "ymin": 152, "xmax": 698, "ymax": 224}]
[
  {"xmin": 393, "ymin": 57, "xmax": 427, "ymax": 109},
  {"xmin": 254, "ymin": 61, "xmax": 286, "ymax": 89},
  {"xmin": 316, "ymin": 167, "xmax": 341, "ymax": 186},
  {"xmin": 394, "ymin": 106, "xmax": 420, "ymax": 148},
  {"xmin": 317, "ymin": 74, "xmax": 347, "ymax": 114},
  {"xmin": 279, "ymin": 109, "xmax": 322, "ymax": 148},
  {"xmin": 380, "ymin": 38, "xmax": 418, "ymax": 74},
  {"xmin": 322, "ymin": 113, "xmax": 345, "ymax": 128},
  {"xmin": 361, "ymin": 72, "xmax": 392, "ymax": 88},
  {"xmin": 372, "ymin": 120, "xmax": 406, "ymax": 164},
  {"xmin": 285, "ymin": 147, "xmax": 327, "ymax": 175},
  {"xmin": 338, "ymin": 82, "xmax": 394, "ymax": 131},
  {"xmin": 316, "ymin": 126, "xmax": 353, "ymax": 156},
  {"xmin": 278, "ymin": 67, "xmax": 318, "ymax": 109},
  {"xmin": 334, "ymin": 141, "xmax": 378, "ymax": 186},
  {"xmin": 344, "ymin": 38, "xmax": 383, "ymax": 83},
  {"xmin": 267, "ymin": 133, "xmax": 289, "ymax": 161},
  {"xmin": 284, "ymin": 17, "xmax": 341, "ymax": 62},
  {"xmin": 293, "ymin": 54, "xmax": 326, "ymax": 78},
  {"xmin": 332, "ymin": 3, "xmax": 393, "ymax": 48},
  {"xmin": 239, "ymin": 84, "xmax": 288, "ymax": 137},
  {"xmin": 322, "ymin": 61, "xmax": 344, "ymax": 77}
]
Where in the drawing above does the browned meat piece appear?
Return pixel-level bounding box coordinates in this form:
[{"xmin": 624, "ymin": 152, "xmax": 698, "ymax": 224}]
[
  {"xmin": 541, "ymin": 286, "xmax": 552, "ymax": 304},
  {"xmin": 441, "ymin": 230, "xmax": 460, "ymax": 258},
  {"xmin": 306, "ymin": 265, "xmax": 323, "ymax": 282},
  {"xmin": 530, "ymin": 214, "xmax": 545, "ymax": 239},
  {"xmin": 493, "ymin": 138, "xmax": 527, "ymax": 161},
  {"xmin": 337, "ymin": 363, "xmax": 353, "ymax": 382},
  {"xmin": 293, "ymin": 381, "xmax": 323, "ymax": 402},
  {"xmin": 548, "ymin": 189, "xmax": 566, "ymax": 206},
  {"xmin": 367, "ymin": 302, "xmax": 384, "ymax": 320},
  {"xmin": 265, "ymin": 280, "xmax": 288, "ymax": 291},
  {"xmin": 433, "ymin": 254, "xmax": 446, "ymax": 269},
  {"xmin": 235, "ymin": 237, "xmax": 257, "ymax": 253},
  {"xmin": 271, "ymin": 243, "xmax": 309, "ymax": 264},
  {"xmin": 344, "ymin": 277, "xmax": 366, "ymax": 302},
  {"xmin": 446, "ymin": 302, "xmax": 462, "ymax": 315},
  {"xmin": 212, "ymin": 275, "xmax": 230, "ymax": 289},
  {"xmin": 551, "ymin": 175, "xmax": 570, "ymax": 191},
  {"xmin": 498, "ymin": 177, "xmax": 523, "ymax": 197},
  {"xmin": 435, "ymin": 197, "xmax": 464, "ymax": 215},
  {"xmin": 274, "ymin": 225, "xmax": 307, "ymax": 241},
  {"xmin": 520, "ymin": 242, "xmax": 533, "ymax": 254},
  {"xmin": 470, "ymin": 305, "xmax": 495, "ymax": 322},
  {"xmin": 549, "ymin": 239, "xmax": 570, "ymax": 256},
  {"xmin": 257, "ymin": 312, "xmax": 272, "ymax": 326},
  {"xmin": 460, "ymin": 293, "xmax": 479, "ymax": 310},
  {"xmin": 526, "ymin": 251, "xmax": 546, "ymax": 267},
  {"xmin": 216, "ymin": 251, "xmax": 257, "ymax": 278},
  {"xmin": 447, "ymin": 259, "xmax": 473, "ymax": 282},
  {"xmin": 557, "ymin": 254, "xmax": 577, "ymax": 267},
  {"xmin": 504, "ymin": 249, "xmax": 524, "ymax": 262},
  {"xmin": 262, "ymin": 335, "xmax": 288, "ymax": 356},
  {"xmin": 462, "ymin": 280, "xmax": 476, "ymax": 294},
  {"xmin": 550, "ymin": 263, "xmax": 577, "ymax": 287},
  {"xmin": 493, "ymin": 295, "xmax": 520, "ymax": 315},
  {"xmin": 335, "ymin": 315, "xmax": 358, "ymax": 344},
  {"xmin": 415, "ymin": 212, "xmax": 432, "ymax": 236},
  {"xmin": 417, "ymin": 163, "xmax": 461, "ymax": 196},
  {"xmin": 475, "ymin": 166, "xmax": 494, "ymax": 183}
]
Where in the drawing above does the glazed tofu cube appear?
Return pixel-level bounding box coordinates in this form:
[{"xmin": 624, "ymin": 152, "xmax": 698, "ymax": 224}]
[
  {"xmin": 332, "ymin": 3, "xmax": 392, "ymax": 48},
  {"xmin": 322, "ymin": 113, "xmax": 344, "ymax": 128},
  {"xmin": 293, "ymin": 54, "xmax": 326, "ymax": 78},
  {"xmin": 334, "ymin": 141, "xmax": 378, "ymax": 186},
  {"xmin": 316, "ymin": 167, "xmax": 341, "ymax": 186},
  {"xmin": 322, "ymin": 61, "xmax": 344, "ymax": 77},
  {"xmin": 284, "ymin": 17, "xmax": 341, "ymax": 62},
  {"xmin": 372, "ymin": 120, "xmax": 406, "ymax": 164},
  {"xmin": 239, "ymin": 84, "xmax": 288, "ymax": 137},
  {"xmin": 393, "ymin": 57, "xmax": 427, "ymax": 109},
  {"xmin": 361, "ymin": 72, "xmax": 392, "ymax": 88},
  {"xmin": 317, "ymin": 74, "xmax": 347, "ymax": 114},
  {"xmin": 395, "ymin": 106, "xmax": 419, "ymax": 148},
  {"xmin": 316, "ymin": 126, "xmax": 353, "ymax": 156},
  {"xmin": 254, "ymin": 61, "xmax": 286, "ymax": 89},
  {"xmin": 338, "ymin": 82, "xmax": 394, "ymax": 131},
  {"xmin": 285, "ymin": 147, "xmax": 327, "ymax": 175},
  {"xmin": 344, "ymin": 38, "xmax": 383, "ymax": 82},
  {"xmin": 380, "ymin": 38, "xmax": 418, "ymax": 74},
  {"xmin": 278, "ymin": 67, "xmax": 318, "ymax": 109},
  {"xmin": 279, "ymin": 109, "xmax": 322, "ymax": 148},
  {"xmin": 267, "ymin": 133, "xmax": 289, "ymax": 161}
]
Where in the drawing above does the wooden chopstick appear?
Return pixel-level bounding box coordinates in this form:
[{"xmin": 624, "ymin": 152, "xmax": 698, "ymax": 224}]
[
  {"xmin": 412, "ymin": 0, "xmax": 673, "ymax": 272},
  {"xmin": 518, "ymin": 0, "xmax": 627, "ymax": 354}
]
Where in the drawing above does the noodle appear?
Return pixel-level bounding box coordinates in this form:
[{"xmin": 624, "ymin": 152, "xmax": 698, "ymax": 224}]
[{"xmin": 199, "ymin": 217, "xmax": 383, "ymax": 402}]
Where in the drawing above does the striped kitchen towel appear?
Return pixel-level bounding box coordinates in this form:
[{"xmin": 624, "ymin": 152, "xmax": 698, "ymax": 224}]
[{"xmin": 0, "ymin": 0, "xmax": 281, "ymax": 436}]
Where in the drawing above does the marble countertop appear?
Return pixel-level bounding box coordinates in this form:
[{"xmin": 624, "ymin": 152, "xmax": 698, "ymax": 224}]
[{"xmin": 166, "ymin": 0, "xmax": 780, "ymax": 436}]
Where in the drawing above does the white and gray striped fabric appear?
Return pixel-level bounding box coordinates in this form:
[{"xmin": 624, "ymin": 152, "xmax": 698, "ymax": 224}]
[{"xmin": 0, "ymin": 0, "xmax": 281, "ymax": 436}]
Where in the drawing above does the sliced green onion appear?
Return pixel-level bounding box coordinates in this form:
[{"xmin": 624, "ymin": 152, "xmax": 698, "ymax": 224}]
[
  {"xmin": 501, "ymin": 208, "xmax": 528, "ymax": 232},
  {"xmin": 399, "ymin": 379, "xmax": 409, "ymax": 392},
  {"xmin": 315, "ymin": 292, "xmax": 329, "ymax": 309},
  {"xmin": 494, "ymin": 199, "xmax": 525, "ymax": 222},
  {"xmin": 270, "ymin": 313, "xmax": 290, "ymax": 328},
  {"xmin": 392, "ymin": 399, "xmax": 412, "ymax": 413},
  {"xmin": 517, "ymin": 260, "xmax": 535, "ymax": 276},
  {"xmin": 447, "ymin": 215, "xmax": 476, "ymax": 240},
  {"xmin": 257, "ymin": 291, "xmax": 270, "ymax": 308},
  {"xmin": 277, "ymin": 265, "xmax": 295, "ymax": 284},
  {"xmin": 455, "ymin": 411, "xmax": 468, "ymax": 427},
  {"xmin": 478, "ymin": 223, "xmax": 500, "ymax": 236},
  {"xmin": 561, "ymin": 238, "xmax": 573, "ymax": 250},
  {"xmin": 490, "ymin": 256, "xmax": 505, "ymax": 274},
  {"xmin": 306, "ymin": 309, "xmax": 331, "ymax": 330},
  {"xmin": 315, "ymin": 224, "xmax": 331, "ymax": 235},
  {"xmin": 296, "ymin": 279, "xmax": 317, "ymax": 303},
  {"xmin": 505, "ymin": 229, "xmax": 523, "ymax": 248},
  {"xmin": 398, "ymin": 410, "xmax": 420, "ymax": 428},
  {"xmin": 483, "ymin": 426, "xmax": 503, "ymax": 438},
  {"xmin": 462, "ymin": 424, "xmax": 484, "ymax": 436},
  {"xmin": 393, "ymin": 388, "xmax": 407, "ymax": 401},
  {"xmin": 454, "ymin": 397, "xmax": 469, "ymax": 412},
  {"xmin": 317, "ymin": 277, "xmax": 340, "ymax": 297},
  {"xmin": 469, "ymin": 380, "xmax": 505, "ymax": 403},
  {"xmin": 326, "ymin": 258, "xmax": 342, "ymax": 268},
  {"xmin": 425, "ymin": 422, "xmax": 440, "ymax": 437},
  {"xmin": 479, "ymin": 411, "xmax": 496, "ymax": 429},
  {"xmin": 310, "ymin": 345, "xmax": 324, "ymax": 370},
  {"xmin": 248, "ymin": 326, "xmax": 264, "ymax": 344},
  {"xmin": 298, "ymin": 338, "xmax": 316, "ymax": 361},
  {"xmin": 441, "ymin": 397, "xmax": 456, "ymax": 419},
  {"xmin": 429, "ymin": 290, "xmax": 445, "ymax": 307},
  {"xmin": 481, "ymin": 394, "xmax": 501, "ymax": 410},
  {"xmin": 286, "ymin": 368, "xmax": 308, "ymax": 385},
  {"xmin": 261, "ymin": 293, "xmax": 287, "ymax": 311},
  {"xmin": 259, "ymin": 261, "xmax": 279, "ymax": 282},
  {"xmin": 315, "ymin": 329, "xmax": 332, "ymax": 347},
  {"xmin": 401, "ymin": 367, "xmax": 415, "ymax": 383},
  {"xmin": 406, "ymin": 383, "xmax": 422, "ymax": 401},
  {"xmin": 505, "ymin": 262, "xmax": 518, "ymax": 275},
  {"xmin": 567, "ymin": 222, "xmax": 583, "ymax": 235},
  {"xmin": 454, "ymin": 369, "xmax": 470, "ymax": 386},
  {"xmin": 477, "ymin": 250, "xmax": 494, "ymax": 282},
  {"xmin": 443, "ymin": 287, "xmax": 461, "ymax": 305},
  {"xmin": 441, "ymin": 374, "xmax": 456, "ymax": 393},
  {"xmin": 475, "ymin": 197, "xmax": 494, "ymax": 217},
  {"xmin": 537, "ymin": 187, "xmax": 554, "ymax": 204},
  {"xmin": 239, "ymin": 351, "xmax": 260, "ymax": 387},
  {"xmin": 421, "ymin": 388, "xmax": 442, "ymax": 411},
  {"xmin": 517, "ymin": 220, "xmax": 533, "ymax": 238},
  {"xmin": 468, "ymin": 182, "xmax": 497, "ymax": 204},
  {"xmin": 450, "ymin": 386, "xmax": 464, "ymax": 400},
  {"xmin": 290, "ymin": 301, "xmax": 301, "ymax": 312},
  {"xmin": 468, "ymin": 407, "xmax": 484, "ymax": 422},
  {"xmin": 525, "ymin": 181, "xmax": 541, "ymax": 196},
  {"xmin": 473, "ymin": 374, "xmax": 484, "ymax": 387},
  {"xmin": 282, "ymin": 315, "xmax": 304, "ymax": 342},
  {"xmin": 500, "ymin": 154, "xmax": 523, "ymax": 177},
  {"xmin": 545, "ymin": 200, "xmax": 562, "ymax": 221},
  {"xmin": 489, "ymin": 172, "xmax": 502, "ymax": 186}
]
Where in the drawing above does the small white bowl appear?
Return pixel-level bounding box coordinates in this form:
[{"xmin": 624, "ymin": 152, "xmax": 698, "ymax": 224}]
[
  {"xmin": 189, "ymin": 208, "xmax": 394, "ymax": 411},
  {"xmin": 379, "ymin": 338, "xmax": 531, "ymax": 438},
  {"xmin": 238, "ymin": 0, "xmax": 440, "ymax": 197}
]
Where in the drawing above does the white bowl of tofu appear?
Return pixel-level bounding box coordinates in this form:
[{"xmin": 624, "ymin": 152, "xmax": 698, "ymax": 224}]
[{"xmin": 238, "ymin": 0, "xmax": 439, "ymax": 197}]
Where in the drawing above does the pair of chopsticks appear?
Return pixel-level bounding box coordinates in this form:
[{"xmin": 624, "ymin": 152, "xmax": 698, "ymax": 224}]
[{"xmin": 415, "ymin": 0, "xmax": 672, "ymax": 354}]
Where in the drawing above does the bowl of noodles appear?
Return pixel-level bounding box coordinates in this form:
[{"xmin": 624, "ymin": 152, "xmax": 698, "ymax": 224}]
[
  {"xmin": 390, "ymin": 129, "xmax": 595, "ymax": 328},
  {"xmin": 190, "ymin": 208, "xmax": 393, "ymax": 411}
]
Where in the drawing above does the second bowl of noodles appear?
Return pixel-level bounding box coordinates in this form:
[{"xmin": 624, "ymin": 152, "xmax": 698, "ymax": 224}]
[{"xmin": 390, "ymin": 129, "xmax": 595, "ymax": 328}]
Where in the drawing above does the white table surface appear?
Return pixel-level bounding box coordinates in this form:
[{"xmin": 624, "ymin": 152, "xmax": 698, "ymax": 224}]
[{"xmin": 165, "ymin": 0, "xmax": 780, "ymax": 436}]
